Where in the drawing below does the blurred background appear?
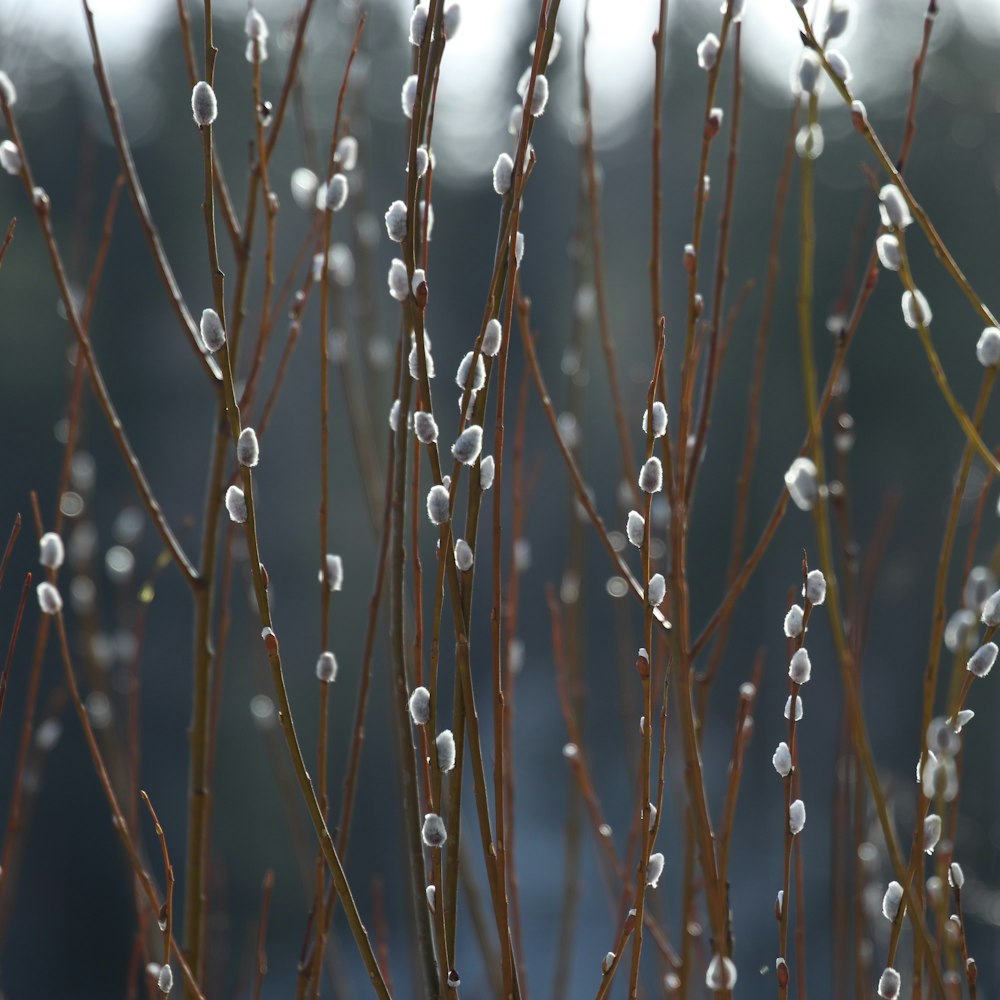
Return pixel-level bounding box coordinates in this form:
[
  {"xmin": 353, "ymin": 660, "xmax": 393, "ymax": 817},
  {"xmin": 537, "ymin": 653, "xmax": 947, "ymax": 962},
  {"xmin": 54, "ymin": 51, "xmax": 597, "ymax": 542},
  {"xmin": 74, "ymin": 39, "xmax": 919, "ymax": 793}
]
[{"xmin": 0, "ymin": 0, "xmax": 999, "ymax": 995}]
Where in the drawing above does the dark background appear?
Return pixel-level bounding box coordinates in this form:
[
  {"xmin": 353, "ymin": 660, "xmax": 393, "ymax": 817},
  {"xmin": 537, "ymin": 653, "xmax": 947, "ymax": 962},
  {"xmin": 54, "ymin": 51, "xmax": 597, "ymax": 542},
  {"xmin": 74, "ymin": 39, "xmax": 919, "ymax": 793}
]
[{"xmin": 0, "ymin": 0, "xmax": 998, "ymax": 995}]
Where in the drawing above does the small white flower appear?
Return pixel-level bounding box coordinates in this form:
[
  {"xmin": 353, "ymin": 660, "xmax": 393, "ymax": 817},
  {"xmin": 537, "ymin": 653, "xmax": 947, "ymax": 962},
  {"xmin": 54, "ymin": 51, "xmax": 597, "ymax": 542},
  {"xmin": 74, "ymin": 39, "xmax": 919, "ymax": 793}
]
[
  {"xmin": 421, "ymin": 812, "xmax": 447, "ymax": 847},
  {"xmin": 436, "ymin": 729, "xmax": 456, "ymax": 771},
  {"xmin": 648, "ymin": 573, "xmax": 666, "ymax": 607},
  {"xmin": 191, "ymin": 81, "xmax": 218, "ymax": 127},
  {"xmin": 876, "ymin": 234, "xmax": 901, "ymax": 271},
  {"xmin": 825, "ymin": 49, "xmax": 852, "ymax": 84},
  {"xmin": 788, "ymin": 798, "xmax": 806, "ymax": 835},
  {"xmin": 705, "ymin": 955, "xmax": 737, "ymax": 990},
  {"xmin": 200, "ymin": 308, "xmax": 226, "ymax": 352},
  {"xmin": 901, "ymin": 289, "xmax": 932, "ymax": 329},
  {"xmin": 804, "ymin": 569, "xmax": 826, "ymax": 605},
  {"xmin": 39, "ymin": 532, "xmax": 65, "ymax": 570},
  {"xmin": 967, "ymin": 641, "xmax": 997, "ymax": 678},
  {"xmin": 976, "ymin": 327, "xmax": 1000, "ymax": 367},
  {"xmin": 388, "ymin": 258, "xmax": 409, "ymax": 301},
  {"xmin": 451, "ymin": 425, "xmax": 483, "ymax": 465},
  {"xmin": 0, "ymin": 139, "xmax": 21, "ymax": 175},
  {"xmin": 772, "ymin": 742, "xmax": 792, "ymax": 777},
  {"xmin": 697, "ymin": 33, "xmax": 720, "ymax": 70},
  {"xmin": 785, "ymin": 456, "xmax": 819, "ymax": 511},
  {"xmin": 492, "ymin": 153, "xmax": 513, "ymax": 195},
  {"xmin": 639, "ymin": 457, "xmax": 663, "ymax": 494},
  {"xmin": 237, "ymin": 427, "xmax": 259, "ymax": 467},
  {"xmin": 36, "ymin": 581, "xmax": 63, "ymax": 615},
  {"xmin": 426, "ymin": 484, "xmax": 450, "ymax": 525},
  {"xmin": 316, "ymin": 651, "xmax": 338, "ymax": 683},
  {"xmin": 626, "ymin": 511, "xmax": 645, "ymax": 548},
  {"xmin": 642, "ymin": 401, "xmax": 668, "ymax": 437},
  {"xmin": 645, "ymin": 852, "xmax": 665, "ymax": 888},
  {"xmin": 385, "ymin": 200, "xmax": 408, "ymax": 242},
  {"xmin": 224, "ymin": 486, "xmax": 247, "ymax": 523},
  {"xmin": 529, "ymin": 75, "xmax": 549, "ymax": 117},
  {"xmin": 455, "ymin": 539, "xmax": 474, "ymax": 571},
  {"xmin": 409, "ymin": 686, "xmax": 431, "ymax": 725},
  {"xmin": 401, "ymin": 74, "xmax": 418, "ymax": 119},
  {"xmin": 409, "ymin": 3, "xmax": 428, "ymax": 46},
  {"xmin": 877, "ymin": 967, "xmax": 901, "ymax": 1000},
  {"xmin": 879, "ymin": 184, "xmax": 912, "ymax": 230},
  {"xmin": 882, "ymin": 880, "xmax": 904, "ymax": 921},
  {"xmin": 482, "ymin": 318, "xmax": 503, "ymax": 357},
  {"xmin": 480, "ymin": 455, "xmax": 495, "ymax": 491},
  {"xmin": 456, "ymin": 351, "xmax": 486, "ymax": 391},
  {"xmin": 783, "ymin": 604, "xmax": 804, "ymax": 638}
]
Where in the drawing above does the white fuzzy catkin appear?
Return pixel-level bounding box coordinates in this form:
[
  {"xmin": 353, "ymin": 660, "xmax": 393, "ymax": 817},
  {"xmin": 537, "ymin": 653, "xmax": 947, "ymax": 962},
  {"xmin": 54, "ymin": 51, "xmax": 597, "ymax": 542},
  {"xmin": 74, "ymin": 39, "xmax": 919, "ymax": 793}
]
[
  {"xmin": 976, "ymin": 327, "xmax": 1000, "ymax": 367},
  {"xmin": 967, "ymin": 641, "xmax": 997, "ymax": 677},
  {"xmin": 642, "ymin": 401, "xmax": 668, "ymax": 437},
  {"xmin": 323, "ymin": 554, "xmax": 343, "ymax": 592},
  {"xmin": 290, "ymin": 167, "xmax": 319, "ymax": 210},
  {"xmin": 648, "ymin": 573, "xmax": 666, "ymax": 607},
  {"xmin": 414, "ymin": 145, "xmax": 430, "ymax": 178},
  {"xmin": 827, "ymin": 3, "xmax": 849, "ymax": 38},
  {"xmin": 923, "ymin": 814, "xmax": 942, "ymax": 854},
  {"xmin": 426, "ymin": 484, "xmax": 450, "ymax": 525},
  {"xmin": 225, "ymin": 486, "xmax": 247, "ymax": 523},
  {"xmin": 191, "ymin": 81, "xmax": 218, "ymax": 126},
  {"xmin": 981, "ymin": 589, "xmax": 1000, "ymax": 627},
  {"xmin": 421, "ymin": 813, "xmax": 447, "ymax": 847},
  {"xmin": 37, "ymin": 581, "xmax": 63, "ymax": 615},
  {"xmin": 436, "ymin": 729, "xmax": 456, "ymax": 771},
  {"xmin": 0, "ymin": 71, "xmax": 16, "ymax": 106},
  {"xmin": 426, "ymin": 884, "xmax": 436, "ymax": 911},
  {"xmin": 388, "ymin": 259, "xmax": 409, "ymax": 301},
  {"xmin": 882, "ymin": 880, "xmax": 904, "ymax": 921},
  {"xmin": 409, "ymin": 3, "xmax": 428, "ymax": 45},
  {"xmin": 825, "ymin": 49, "xmax": 852, "ymax": 84},
  {"xmin": 200, "ymin": 309, "xmax": 226, "ymax": 352},
  {"xmin": 705, "ymin": 955, "xmax": 738, "ymax": 990},
  {"xmin": 878, "ymin": 967, "xmax": 901, "ymax": 1000},
  {"xmin": 948, "ymin": 862, "xmax": 964, "ymax": 889},
  {"xmin": 529, "ymin": 75, "xmax": 550, "ymax": 117},
  {"xmin": 455, "ymin": 539, "xmax": 474, "ymax": 572},
  {"xmin": 954, "ymin": 709, "xmax": 975, "ymax": 733},
  {"xmin": 451, "ymin": 425, "xmax": 483, "ymax": 465},
  {"xmin": 795, "ymin": 123, "xmax": 825, "ymax": 160},
  {"xmin": 902, "ymin": 289, "xmax": 932, "ymax": 329},
  {"xmin": 798, "ymin": 51, "xmax": 821, "ymax": 95},
  {"xmin": 157, "ymin": 964, "xmax": 174, "ymax": 995},
  {"xmin": 414, "ymin": 411, "xmax": 438, "ymax": 444},
  {"xmin": 788, "ymin": 799, "xmax": 806, "ymax": 835},
  {"xmin": 804, "ymin": 569, "xmax": 826, "ymax": 605},
  {"xmin": 492, "ymin": 153, "xmax": 513, "ymax": 195},
  {"xmin": 639, "ymin": 457, "xmax": 663, "ymax": 494},
  {"xmin": 697, "ymin": 33, "xmax": 720, "ymax": 70},
  {"xmin": 237, "ymin": 427, "xmax": 259, "ymax": 467},
  {"xmin": 626, "ymin": 511, "xmax": 645, "ymax": 548},
  {"xmin": 336, "ymin": 135, "xmax": 358, "ymax": 171},
  {"xmin": 409, "ymin": 686, "xmax": 431, "ymax": 725},
  {"xmin": 480, "ymin": 455, "xmax": 495, "ymax": 491},
  {"xmin": 783, "ymin": 604, "xmax": 804, "ymax": 638},
  {"xmin": 851, "ymin": 99, "xmax": 867, "ymax": 125},
  {"xmin": 443, "ymin": 1, "xmax": 461, "ymax": 38},
  {"xmin": 456, "ymin": 351, "xmax": 486, "ymax": 391},
  {"xmin": 785, "ymin": 456, "xmax": 819, "ymax": 511},
  {"xmin": 879, "ymin": 185, "xmax": 912, "ymax": 230},
  {"xmin": 482, "ymin": 319, "xmax": 503, "ymax": 358},
  {"xmin": 646, "ymin": 852, "xmax": 665, "ymax": 888},
  {"xmin": 0, "ymin": 140, "xmax": 20, "ymax": 175},
  {"xmin": 772, "ymin": 742, "xmax": 792, "ymax": 777},
  {"xmin": 39, "ymin": 532, "xmax": 65, "ymax": 570},
  {"xmin": 411, "ymin": 269, "xmax": 427, "ymax": 298},
  {"xmin": 385, "ymin": 200, "xmax": 408, "ymax": 242},
  {"xmin": 602, "ymin": 952, "xmax": 615, "ymax": 975},
  {"xmin": 316, "ymin": 651, "xmax": 338, "ymax": 683},
  {"xmin": 876, "ymin": 234, "xmax": 901, "ymax": 271},
  {"xmin": 401, "ymin": 74, "xmax": 418, "ymax": 119},
  {"xmin": 323, "ymin": 174, "xmax": 348, "ymax": 212},
  {"xmin": 789, "ymin": 648, "xmax": 812, "ymax": 684}
]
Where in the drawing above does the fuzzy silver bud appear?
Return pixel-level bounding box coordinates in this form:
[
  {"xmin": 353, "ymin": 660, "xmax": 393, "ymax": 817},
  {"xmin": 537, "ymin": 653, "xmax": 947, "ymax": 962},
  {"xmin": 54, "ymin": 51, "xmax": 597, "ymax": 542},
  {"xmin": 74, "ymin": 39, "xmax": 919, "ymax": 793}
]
[
  {"xmin": 529, "ymin": 75, "xmax": 549, "ymax": 117},
  {"xmin": 642, "ymin": 401, "xmax": 668, "ymax": 437},
  {"xmin": 191, "ymin": 81, "xmax": 218, "ymax": 127},
  {"xmin": 480, "ymin": 455, "xmax": 495, "ymax": 491},
  {"xmin": 879, "ymin": 185, "xmax": 912, "ymax": 230},
  {"xmin": 225, "ymin": 486, "xmax": 247, "ymax": 524},
  {"xmin": 482, "ymin": 319, "xmax": 503, "ymax": 357},
  {"xmin": 878, "ymin": 967, "xmax": 901, "ymax": 1000},
  {"xmin": 422, "ymin": 812, "xmax": 447, "ymax": 847},
  {"xmin": 784, "ymin": 604, "xmax": 804, "ymax": 638},
  {"xmin": 646, "ymin": 852, "xmax": 665, "ymax": 888},
  {"xmin": 967, "ymin": 641, "xmax": 997, "ymax": 678},
  {"xmin": 976, "ymin": 327, "xmax": 1000, "ymax": 368},
  {"xmin": 0, "ymin": 71, "xmax": 16, "ymax": 107},
  {"xmin": 436, "ymin": 729, "xmax": 456, "ymax": 771},
  {"xmin": 385, "ymin": 200, "xmax": 408, "ymax": 242},
  {"xmin": 426, "ymin": 484, "xmax": 450, "ymax": 525},
  {"xmin": 825, "ymin": 49, "xmax": 852, "ymax": 84},
  {"xmin": 0, "ymin": 140, "xmax": 21, "ymax": 175},
  {"xmin": 648, "ymin": 573, "xmax": 666, "ymax": 607},
  {"xmin": 948, "ymin": 862, "xmax": 964, "ymax": 889},
  {"xmin": 237, "ymin": 427, "xmax": 259, "ymax": 467},
  {"xmin": 401, "ymin": 74, "xmax": 417, "ymax": 119},
  {"xmin": 882, "ymin": 880, "xmax": 904, "ymax": 921},
  {"xmin": 414, "ymin": 411, "xmax": 438, "ymax": 444},
  {"xmin": 39, "ymin": 532, "xmax": 65, "ymax": 570},
  {"xmin": 451, "ymin": 425, "xmax": 483, "ymax": 465},
  {"xmin": 456, "ymin": 351, "xmax": 486, "ymax": 391},
  {"xmin": 200, "ymin": 308, "xmax": 226, "ymax": 352},
  {"xmin": 804, "ymin": 569, "xmax": 826, "ymax": 606},
  {"xmin": 409, "ymin": 686, "xmax": 431, "ymax": 725},
  {"xmin": 785, "ymin": 456, "xmax": 818, "ymax": 511},
  {"xmin": 455, "ymin": 539, "xmax": 474, "ymax": 572},
  {"xmin": 923, "ymin": 814, "xmax": 942, "ymax": 855},
  {"xmin": 788, "ymin": 798, "xmax": 806, "ymax": 835},
  {"xmin": 492, "ymin": 153, "xmax": 513, "ymax": 195},
  {"xmin": 409, "ymin": 3, "xmax": 428, "ymax": 46},
  {"xmin": 876, "ymin": 234, "xmax": 901, "ymax": 271},
  {"xmin": 902, "ymin": 289, "xmax": 932, "ymax": 329},
  {"xmin": 316, "ymin": 651, "xmax": 338, "ymax": 683},
  {"xmin": 773, "ymin": 742, "xmax": 792, "ymax": 777},
  {"xmin": 157, "ymin": 964, "xmax": 174, "ymax": 995},
  {"xmin": 697, "ymin": 33, "xmax": 720, "ymax": 70},
  {"xmin": 639, "ymin": 457, "xmax": 663, "ymax": 494},
  {"xmin": 37, "ymin": 581, "xmax": 63, "ymax": 615},
  {"xmin": 705, "ymin": 956, "xmax": 738, "ymax": 990}
]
